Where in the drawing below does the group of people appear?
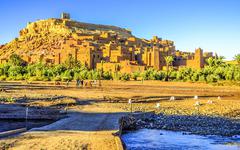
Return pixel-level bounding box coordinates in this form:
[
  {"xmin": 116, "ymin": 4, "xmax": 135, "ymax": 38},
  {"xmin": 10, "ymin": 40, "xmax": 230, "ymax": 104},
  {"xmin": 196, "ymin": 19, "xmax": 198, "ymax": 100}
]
[
  {"xmin": 75, "ymin": 79, "xmax": 84, "ymax": 87},
  {"xmin": 55, "ymin": 79, "xmax": 99, "ymax": 88}
]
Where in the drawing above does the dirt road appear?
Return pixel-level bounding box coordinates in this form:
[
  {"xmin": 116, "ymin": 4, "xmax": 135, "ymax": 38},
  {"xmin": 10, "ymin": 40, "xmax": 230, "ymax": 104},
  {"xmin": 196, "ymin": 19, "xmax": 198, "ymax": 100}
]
[{"xmin": 0, "ymin": 105, "xmax": 126, "ymax": 150}]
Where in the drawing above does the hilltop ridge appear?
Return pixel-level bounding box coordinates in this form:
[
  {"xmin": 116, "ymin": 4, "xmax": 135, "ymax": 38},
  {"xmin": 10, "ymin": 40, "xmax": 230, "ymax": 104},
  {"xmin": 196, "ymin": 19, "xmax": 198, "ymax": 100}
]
[{"xmin": 0, "ymin": 15, "xmax": 132, "ymax": 60}]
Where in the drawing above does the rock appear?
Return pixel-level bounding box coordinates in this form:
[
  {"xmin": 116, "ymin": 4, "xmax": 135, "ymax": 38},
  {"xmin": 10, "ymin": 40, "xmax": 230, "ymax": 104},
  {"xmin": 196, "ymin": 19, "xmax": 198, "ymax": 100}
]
[
  {"xmin": 119, "ymin": 115, "xmax": 137, "ymax": 131},
  {"xmin": 134, "ymin": 114, "xmax": 240, "ymax": 137}
]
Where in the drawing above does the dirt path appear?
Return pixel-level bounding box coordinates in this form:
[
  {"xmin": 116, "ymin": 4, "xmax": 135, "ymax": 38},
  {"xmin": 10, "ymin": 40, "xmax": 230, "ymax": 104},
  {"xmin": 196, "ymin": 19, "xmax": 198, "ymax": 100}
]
[
  {"xmin": 0, "ymin": 105, "xmax": 127, "ymax": 150},
  {"xmin": 31, "ymin": 110, "xmax": 126, "ymax": 131}
]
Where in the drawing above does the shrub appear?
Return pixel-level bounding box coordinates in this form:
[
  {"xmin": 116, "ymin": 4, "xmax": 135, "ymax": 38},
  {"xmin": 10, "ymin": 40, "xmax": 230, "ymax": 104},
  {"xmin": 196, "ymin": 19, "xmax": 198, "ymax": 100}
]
[
  {"xmin": 15, "ymin": 75, "xmax": 24, "ymax": 80},
  {"xmin": 0, "ymin": 97, "xmax": 16, "ymax": 103},
  {"xmin": 234, "ymin": 72, "xmax": 240, "ymax": 81},
  {"xmin": 191, "ymin": 73, "xmax": 199, "ymax": 82},
  {"xmin": 102, "ymin": 71, "xmax": 113, "ymax": 80},
  {"xmin": 0, "ymin": 75, "xmax": 7, "ymax": 81},
  {"xmin": 91, "ymin": 70, "xmax": 101, "ymax": 80},
  {"xmin": 79, "ymin": 70, "xmax": 88, "ymax": 80},
  {"xmin": 74, "ymin": 73, "xmax": 81, "ymax": 80},
  {"xmin": 120, "ymin": 73, "xmax": 130, "ymax": 81},
  {"xmin": 52, "ymin": 76, "xmax": 61, "ymax": 81},
  {"xmin": 199, "ymin": 75, "xmax": 206, "ymax": 82},
  {"xmin": 61, "ymin": 70, "xmax": 73, "ymax": 81},
  {"xmin": 169, "ymin": 71, "xmax": 177, "ymax": 81},
  {"xmin": 206, "ymin": 74, "xmax": 218, "ymax": 83},
  {"xmin": 132, "ymin": 72, "xmax": 140, "ymax": 80},
  {"xmin": 28, "ymin": 76, "xmax": 41, "ymax": 81}
]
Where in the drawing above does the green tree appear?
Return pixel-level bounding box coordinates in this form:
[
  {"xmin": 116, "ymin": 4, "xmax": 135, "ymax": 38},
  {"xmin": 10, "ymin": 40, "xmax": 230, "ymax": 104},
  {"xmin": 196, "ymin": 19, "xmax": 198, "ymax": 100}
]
[
  {"xmin": 206, "ymin": 57, "xmax": 215, "ymax": 67},
  {"xmin": 234, "ymin": 54, "xmax": 240, "ymax": 65},
  {"xmin": 64, "ymin": 55, "xmax": 81, "ymax": 69},
  {"xmin": 9, "ymin": 54, "xmax": 26, "ymax": 66},
  {"xmin": 215, "ymin": 56, "xmax": 225, "ymax": 67},
  {"xmin": 164, "ymin": 56, "xmax": 174, "ymax": 81}
]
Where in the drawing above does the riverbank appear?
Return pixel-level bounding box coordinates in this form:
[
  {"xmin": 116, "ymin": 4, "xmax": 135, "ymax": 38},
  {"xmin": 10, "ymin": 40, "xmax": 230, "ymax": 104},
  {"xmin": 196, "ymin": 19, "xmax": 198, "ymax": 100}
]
[
  {"xmin": 120, "ymin": 113, "xmax": 240, "ymax": 149},
  {"xmin": 131, "ymin": 113, "xmax": 240, "ymax": 137}
]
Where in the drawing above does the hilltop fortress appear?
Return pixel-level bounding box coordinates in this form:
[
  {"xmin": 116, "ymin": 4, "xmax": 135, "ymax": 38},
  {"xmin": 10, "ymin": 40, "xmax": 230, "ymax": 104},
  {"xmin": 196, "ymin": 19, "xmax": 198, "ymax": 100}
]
[{"xmin": 0, "ymin": 13, "xmax": 213, "ymax": 73}]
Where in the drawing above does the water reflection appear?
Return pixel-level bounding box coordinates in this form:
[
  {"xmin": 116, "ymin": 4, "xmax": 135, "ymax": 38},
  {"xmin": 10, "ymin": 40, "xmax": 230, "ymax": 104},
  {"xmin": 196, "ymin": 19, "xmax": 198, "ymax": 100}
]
[{"xmin": 121, "ymin": 129, "xmax": 240, "ymax": 150}]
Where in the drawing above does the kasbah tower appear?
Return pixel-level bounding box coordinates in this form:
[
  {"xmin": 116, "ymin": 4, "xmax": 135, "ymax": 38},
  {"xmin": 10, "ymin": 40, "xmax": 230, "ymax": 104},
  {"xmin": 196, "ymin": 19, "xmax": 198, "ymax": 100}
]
[{"xmin": 0, "ymin": 13, "xmax": 214, "ymax": 73}]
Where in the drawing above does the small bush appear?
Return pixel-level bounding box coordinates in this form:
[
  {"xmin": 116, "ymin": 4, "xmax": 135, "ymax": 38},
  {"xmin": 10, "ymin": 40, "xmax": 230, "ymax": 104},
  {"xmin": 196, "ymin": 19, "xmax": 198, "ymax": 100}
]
[
  {"xmin": 0, "ymin": 75, "xmax": 7, "ymax": 81},
  {"xmin": 206, "ymin": 74, "xmax": 218, "ymax": 83},
  {"xmin": 0, "ymin": 97, "xmax": 16, "ymax": 103},
  {"xmin": 52, "ymin": 76, "xmax": 61, "ymax": 81},
  {"xmin": 120, "ymin": 73, "xmax": 130, "ymax": 81}
]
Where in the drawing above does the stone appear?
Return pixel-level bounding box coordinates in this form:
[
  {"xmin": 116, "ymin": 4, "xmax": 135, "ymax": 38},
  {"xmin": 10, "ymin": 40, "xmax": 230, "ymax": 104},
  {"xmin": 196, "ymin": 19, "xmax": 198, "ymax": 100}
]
[
  {"xmin": 119, "ymin": 115, "xmax": 137, "ymax": 131},
  {"xmin": 194, "ymin": 95, "xmax": 199, "ymax": 100},
  {"xmin": 207, "ymin": 100, "xmax": 213, "ymax": 104},
  {"xmin": 170, "ymin": 96, "xmax": 175, "ymax": 101}
]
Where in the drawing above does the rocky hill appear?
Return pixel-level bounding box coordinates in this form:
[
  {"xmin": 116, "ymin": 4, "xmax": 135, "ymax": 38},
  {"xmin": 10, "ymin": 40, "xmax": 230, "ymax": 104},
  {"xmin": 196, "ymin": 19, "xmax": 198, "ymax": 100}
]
[{"xmin": 0, "ymin": 17, "xmax": 133, "ymax": 61}]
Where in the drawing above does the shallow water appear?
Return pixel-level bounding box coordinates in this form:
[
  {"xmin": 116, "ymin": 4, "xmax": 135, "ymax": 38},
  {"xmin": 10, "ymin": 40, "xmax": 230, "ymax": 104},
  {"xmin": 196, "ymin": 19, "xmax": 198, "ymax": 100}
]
[{"xmin": 121, "ymin": 129, "xmax": 240, "ymax": 150}]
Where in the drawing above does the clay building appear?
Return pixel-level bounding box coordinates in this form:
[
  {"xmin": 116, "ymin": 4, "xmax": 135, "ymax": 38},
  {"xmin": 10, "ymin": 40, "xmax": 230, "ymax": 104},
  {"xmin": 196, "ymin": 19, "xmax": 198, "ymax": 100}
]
[{"xmin": 0, "ymin": 13, "xmax": 214, "ymax": 73}]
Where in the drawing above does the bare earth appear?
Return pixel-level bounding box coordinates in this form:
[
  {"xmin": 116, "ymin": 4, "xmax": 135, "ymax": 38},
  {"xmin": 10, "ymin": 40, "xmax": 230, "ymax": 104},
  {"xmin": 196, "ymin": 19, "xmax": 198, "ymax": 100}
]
[
  {"xmin": 0, "ymin": 101, "xmax": 126, "ymax": 150},
  {"xmin": 0, "ymin": 80, "xmax": 240, "ymax": 150}
]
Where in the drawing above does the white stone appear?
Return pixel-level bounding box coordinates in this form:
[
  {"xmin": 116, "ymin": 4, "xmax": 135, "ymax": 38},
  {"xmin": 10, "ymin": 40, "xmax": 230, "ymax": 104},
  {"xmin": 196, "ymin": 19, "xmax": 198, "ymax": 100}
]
[
  {"xmin": 156, "ymin": 103, "xmax": 160, "ymax": 108},
  {"xmin": 207, "ymin": 100, "xmax": 213, "ymax": 104},
  {"xmin": 170, "ymin": 96, "xmax": 175, "ymax": 101},
  {"xmin": 194, "ymin": 101, "xmax": 201, "ymax": 106},
  {"xmin": 194, "ymin": 95, "xmax": 198, "ymax": 100},
  {"xmin": 128, "ymin": 99, "xmax": 132, "ymax": 104}
]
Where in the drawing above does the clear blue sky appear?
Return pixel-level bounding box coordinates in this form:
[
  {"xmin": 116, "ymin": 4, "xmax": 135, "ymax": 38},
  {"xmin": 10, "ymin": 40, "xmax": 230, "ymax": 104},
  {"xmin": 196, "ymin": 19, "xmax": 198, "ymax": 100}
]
[{"xmin": 0, "ymin": 0, "xmax": 239, "ymax": 60}]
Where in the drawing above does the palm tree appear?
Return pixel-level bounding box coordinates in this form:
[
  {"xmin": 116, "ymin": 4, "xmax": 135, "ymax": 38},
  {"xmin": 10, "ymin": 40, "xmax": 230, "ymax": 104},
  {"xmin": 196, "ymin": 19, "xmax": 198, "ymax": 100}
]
[
  {"xmin": 215, "ymin": 56, "xmax": 225, "ymax": 67},
  {"xmin": 206, "ymin": 57, "xmax": 214, "ymax": 67},
  {"xmin": 206, "ymin": 56, "xmax": 225, "ymax": 67},
  {"xmin": 164, "ymin": 56, "xmax": 174, "ymax": 81},
  {"xmin": 234, "ymin": 54, "xmax": 240, "ymax": 65}
]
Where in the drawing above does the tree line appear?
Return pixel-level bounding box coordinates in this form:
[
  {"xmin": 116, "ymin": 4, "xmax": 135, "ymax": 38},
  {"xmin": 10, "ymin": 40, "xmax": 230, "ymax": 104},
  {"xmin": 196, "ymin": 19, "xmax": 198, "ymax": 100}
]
[{"xmin": 0, "ymin": 54, "xmax": 239, "ymax": 84}]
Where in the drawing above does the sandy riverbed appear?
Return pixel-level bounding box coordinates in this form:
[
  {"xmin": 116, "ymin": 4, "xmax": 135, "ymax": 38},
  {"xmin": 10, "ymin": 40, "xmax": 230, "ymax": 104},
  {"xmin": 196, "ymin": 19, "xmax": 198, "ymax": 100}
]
[{"xmin": 0, "ymin": 81, "xmax": 239, "ymax": 149}]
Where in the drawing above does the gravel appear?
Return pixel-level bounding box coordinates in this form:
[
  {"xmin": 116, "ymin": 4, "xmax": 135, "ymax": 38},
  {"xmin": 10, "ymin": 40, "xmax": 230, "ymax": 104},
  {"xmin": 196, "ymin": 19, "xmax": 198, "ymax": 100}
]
[{"xmin": 135, "ymin": 114, "xmax": 240, "ymax": 137}]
